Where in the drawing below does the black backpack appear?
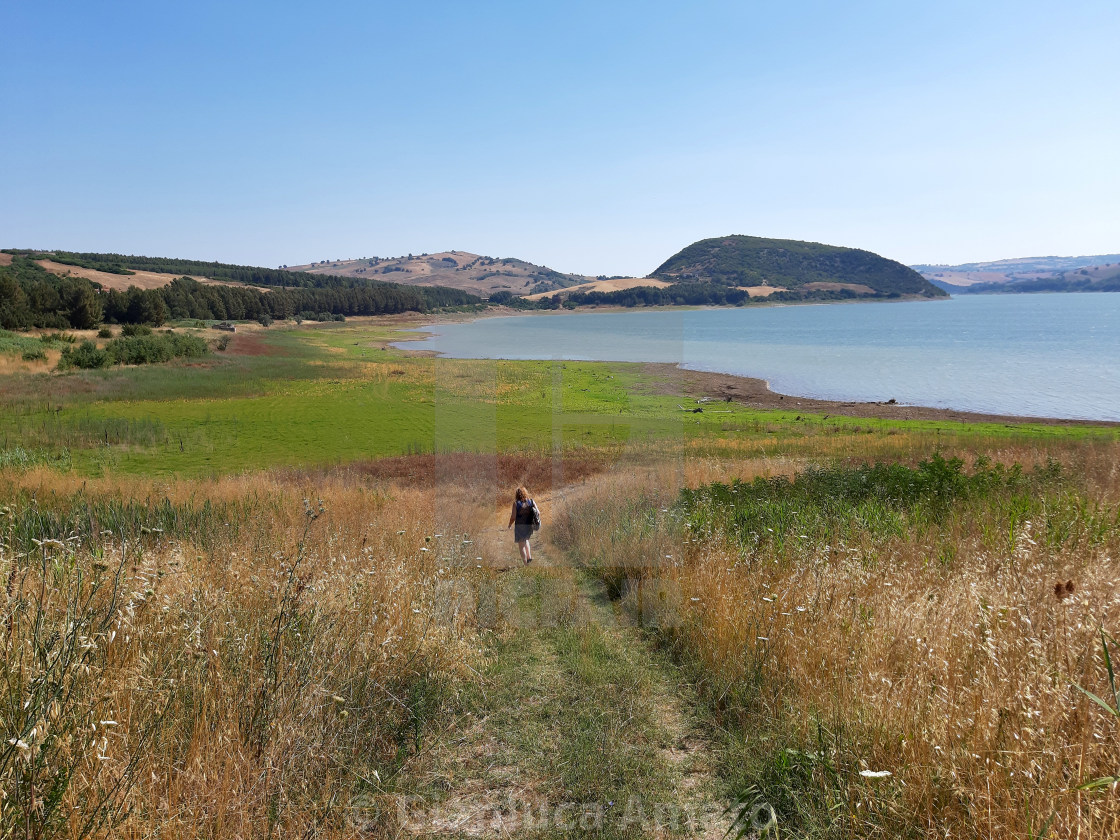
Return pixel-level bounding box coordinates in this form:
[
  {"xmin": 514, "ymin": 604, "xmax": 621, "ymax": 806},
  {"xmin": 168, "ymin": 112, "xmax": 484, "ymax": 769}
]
[{"xmin": 529, "ymin": 500, "xmax": 541, "ymax": 532}]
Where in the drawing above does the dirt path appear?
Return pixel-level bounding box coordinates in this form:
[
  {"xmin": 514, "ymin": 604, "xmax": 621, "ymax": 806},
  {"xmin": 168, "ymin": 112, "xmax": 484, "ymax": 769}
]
[{"xmin": 395, "ymin": 522, "xmax": 733, "ymax": 838}]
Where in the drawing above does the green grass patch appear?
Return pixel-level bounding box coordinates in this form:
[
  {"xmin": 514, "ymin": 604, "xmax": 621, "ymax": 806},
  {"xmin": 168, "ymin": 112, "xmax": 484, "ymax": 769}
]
[
  {"xmin": 0, "ymin": 329, "xmax": 68, "ymax": 357},
  {"xmin": 1, "ymin": 322, "xmax": 1115, "ymax": 478}
]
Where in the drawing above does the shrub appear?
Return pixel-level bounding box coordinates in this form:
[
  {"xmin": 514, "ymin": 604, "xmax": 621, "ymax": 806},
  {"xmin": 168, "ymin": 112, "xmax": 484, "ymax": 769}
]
[
  {"xmin": 97, "ymin": 326, "xmax": 113, "ymax": 338},
  {"xmin": 106, "ymin": 332, "xmax": 208, "ymax": 366},
  {"xmin": 121, "ymin": 323, "xmax": 152, "ymax": 337},
  {"xmin": 58, "ymin": 340, "xmax": 111, "ymax": 370},
  {"xmin": 21, "ymin": 347, "xmax": 46, "ymax": 361},
  {"xmin": 41, "ymin": 331, "xmax": 77, "ymax": 344}
]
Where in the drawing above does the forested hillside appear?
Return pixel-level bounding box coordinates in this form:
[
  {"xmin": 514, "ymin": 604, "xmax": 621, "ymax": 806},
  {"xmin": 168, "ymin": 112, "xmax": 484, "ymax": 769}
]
[
  {"xmin": 0, "ymin": 253, "xmax": 481, "ymax": 330},
  {"xmin": 653, "ymin": 235, "xmax": 945, "ymax": 298}
]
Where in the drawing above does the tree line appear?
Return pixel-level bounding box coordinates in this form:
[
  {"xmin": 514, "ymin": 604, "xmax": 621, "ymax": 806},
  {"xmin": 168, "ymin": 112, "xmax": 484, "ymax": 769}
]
[
  {"xmin": 493, "ymin": 283, "xmax": 887, "ymax": 310},
  {"xmin": 1, "ymin": 257, "xmax": 480, "ymax": 330},
  {"xmin": 3, "ymin": 250, "xmax": 422, "ymax": 291}
]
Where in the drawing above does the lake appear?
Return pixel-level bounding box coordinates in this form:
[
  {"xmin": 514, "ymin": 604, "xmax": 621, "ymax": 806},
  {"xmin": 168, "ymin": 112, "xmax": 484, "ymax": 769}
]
[{"xmin": 402, "ymin": 294, "xmax": 1120, "ymax": 421}]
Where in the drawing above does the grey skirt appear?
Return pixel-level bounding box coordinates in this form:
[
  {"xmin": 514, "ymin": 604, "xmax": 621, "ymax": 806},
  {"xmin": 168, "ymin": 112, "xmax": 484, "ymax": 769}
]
[{"xmin": 513, "ymin": 523, "xmax": 533, "ymax": 542}]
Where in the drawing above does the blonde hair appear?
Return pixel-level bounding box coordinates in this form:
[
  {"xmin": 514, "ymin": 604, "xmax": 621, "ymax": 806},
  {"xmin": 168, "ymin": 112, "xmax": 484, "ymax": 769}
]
[{"xmin": 515, "ymin": 486, "xmax": 529, "ymax": 501}]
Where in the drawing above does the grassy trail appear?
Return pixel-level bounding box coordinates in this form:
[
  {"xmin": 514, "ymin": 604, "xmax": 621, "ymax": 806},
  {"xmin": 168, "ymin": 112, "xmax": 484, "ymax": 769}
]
[{"xmin": 400, "ymin": 525, "xmax": 731, "ymax": 839}]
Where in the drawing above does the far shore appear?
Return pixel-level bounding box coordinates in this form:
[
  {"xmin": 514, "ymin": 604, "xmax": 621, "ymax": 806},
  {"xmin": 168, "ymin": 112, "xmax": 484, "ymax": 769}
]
[{"xmin": 368, "ymin": 308, "xmax": 1118, "ymax": 429}]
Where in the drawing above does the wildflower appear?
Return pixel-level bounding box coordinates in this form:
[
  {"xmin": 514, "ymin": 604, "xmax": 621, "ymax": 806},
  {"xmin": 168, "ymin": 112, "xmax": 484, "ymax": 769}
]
[{"xmin": 860, "ymin": 770, "xmax": 892, "ymax": 778}]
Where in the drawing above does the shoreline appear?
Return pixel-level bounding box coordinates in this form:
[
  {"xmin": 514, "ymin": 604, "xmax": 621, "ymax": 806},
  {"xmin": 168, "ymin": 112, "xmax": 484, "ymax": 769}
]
[
  {"xmin": 655, "ymin": 364, "xmax": 1116, "ymax": 428},
  {"xmin": 376, "ymin": 309, "xmax": 1119, "ymax": 429}
]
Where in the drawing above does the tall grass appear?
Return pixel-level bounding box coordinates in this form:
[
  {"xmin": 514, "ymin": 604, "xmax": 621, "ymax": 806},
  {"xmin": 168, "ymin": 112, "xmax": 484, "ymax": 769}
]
[
  {"xmin": 555, "ymin": 444, "xmax": 1120, "ymax": 838},
  {"xmin": 1, "ymin": 468, "xmax": 492, "ymax": 838}
]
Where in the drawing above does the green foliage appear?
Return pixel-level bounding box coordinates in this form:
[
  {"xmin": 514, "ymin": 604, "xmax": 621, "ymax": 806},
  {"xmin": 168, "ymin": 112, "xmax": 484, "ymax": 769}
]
[
  {"xmin": 651, "ymin": 235, "xmax": 946, "ymax": 298},
  {"xmin": 103, "ymin": 287, "xmax": 167, "ymax": 326},
  {"xmin": 57, "ymin": 332, "xmax": 208, "ymax": 370},
  {"xmin": 58, "ymin": 340, "xmax": 111, "ymax": 370},
  {"xmin": 1073, "ymin": 631, "xmax": 1119, "ymax": 792},
  {"xmin": 4, "ymin": 249, "xmax": 136, "ymax": 274},
  {"xmin": 957, "ymin": 272, "xmax": 1120, "ymax": 295},
  {"xmin": 0, "ymin": 256, "xmax": 104, "ymax": 329},
  {"xmin": 0, "ymin": 486, "xmax": 240, "ymax": 555},
  {"xmin": 120, "ymin": 323, "xmax": 152, "ymax": 337},
  {"xmin": 677, "ymin": 454, "xmax": 1060, "ymax": 554},
  {"xmin": 11, "ymin": 251, "xmax": 482, "ymax": 312},
  {"xmin": 0, "ymin": 447, "xmax": 72, "ymax": 470},
  {"xmin": 105, "ymin": 332, "xmax": 208, "ymax": 366}
]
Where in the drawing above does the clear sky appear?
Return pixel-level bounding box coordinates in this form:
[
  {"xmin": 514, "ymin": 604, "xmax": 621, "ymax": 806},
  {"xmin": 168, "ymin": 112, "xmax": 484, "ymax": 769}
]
[{"xmin": 2, "ymin": 1, "xmax": 1118, "ymax": 276}]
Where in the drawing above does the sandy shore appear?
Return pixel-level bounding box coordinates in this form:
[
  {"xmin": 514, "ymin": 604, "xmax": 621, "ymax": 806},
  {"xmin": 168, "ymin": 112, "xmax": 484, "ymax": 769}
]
[{"xmin": 377, "ymin": 310, "xmax": 1117, "ymax": 429}]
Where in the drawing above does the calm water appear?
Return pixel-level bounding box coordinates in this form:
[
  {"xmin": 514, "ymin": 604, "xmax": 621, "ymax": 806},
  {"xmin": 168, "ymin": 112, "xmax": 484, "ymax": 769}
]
[{"xmin": 403, "ymin": 294, "xmax": 1120, "ymax": 421}]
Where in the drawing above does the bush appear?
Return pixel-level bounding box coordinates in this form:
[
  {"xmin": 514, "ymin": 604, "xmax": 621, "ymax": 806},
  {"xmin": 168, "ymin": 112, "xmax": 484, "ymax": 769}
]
[
  {"xmin": 121, "ymin": 323, "xmax": 153, "ymax": 337},
  {"xmin": 21, "ymin": 348, "xmax": 46, "ymax": 362},
  {"xmin": 257, "ymin": 314, "xmax": 273, "ymax": 327},
  {"xmin": 106, "ymin": 332, "xmax": 208, "ymax": 366},
  {"xmin": 41, "ymin": 331, "xmax": 77, "ymax": 344},
  {"xmin": 58, "ymin": 340, "xmax": 111, "ymax": 370},
  {"xmin": 97, "ymin": 326, "xmax": 113, "ymax": 338}
]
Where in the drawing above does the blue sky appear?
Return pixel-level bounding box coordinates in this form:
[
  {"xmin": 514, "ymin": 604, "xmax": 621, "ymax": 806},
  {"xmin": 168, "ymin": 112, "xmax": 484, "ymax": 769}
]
[{"xmin": 2, "ymin": 1, "xmax": 1117, "ymax": 276}]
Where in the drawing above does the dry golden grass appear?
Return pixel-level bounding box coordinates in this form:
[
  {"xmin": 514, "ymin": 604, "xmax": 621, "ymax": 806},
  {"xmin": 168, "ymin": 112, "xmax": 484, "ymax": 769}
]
[
  {"xmin": 30, "ymin": 259, "xmax": 268, "ymax": 293},
  {"xmin": 523, "ymin": 277, "xmax": 671, "ymax": 301},
  {"xmin": 6, "ymin": 434, "xmax": 1120, "ymax": 837},
  {"xmin": 0, "ymin": 467, "xmax": 506, "ymax": 839},
  {"xmin": 554, "ymin": 441, "xmax": 1120, "ymax": 838}
]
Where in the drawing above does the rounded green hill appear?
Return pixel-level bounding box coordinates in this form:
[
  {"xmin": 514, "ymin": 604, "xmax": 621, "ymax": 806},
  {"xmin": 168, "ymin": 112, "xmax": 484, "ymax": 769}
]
[{"xmin": 652, "ymin": 235, "xmax": 946, "ymax": 298}]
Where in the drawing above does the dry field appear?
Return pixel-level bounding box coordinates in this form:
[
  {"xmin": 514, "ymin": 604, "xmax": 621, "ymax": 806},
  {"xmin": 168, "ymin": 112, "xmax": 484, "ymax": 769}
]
[
  {"xmin": 29, "ymin": 259, "xmax": 266, "ymax": 292},
  {"xmin": 4, "ymin": 318, "xmax": 1120, "ymax": 837},
  {"xmin": 0, "ymin": 462, "xmax": 523, "ymax": 839},
  {"xmin": 524, "ymin": 277, "xmax": 671, "ymax": 301},
  {"xmin": 553, "ymin": 440, "xmax": 1120, "ymax": 838}
]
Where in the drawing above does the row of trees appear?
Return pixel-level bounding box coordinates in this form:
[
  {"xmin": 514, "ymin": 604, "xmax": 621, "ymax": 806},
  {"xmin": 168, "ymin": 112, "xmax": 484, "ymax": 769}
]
[{"xmin": 494, "ymin": 283, "xmax": 884, "ymax": 311}]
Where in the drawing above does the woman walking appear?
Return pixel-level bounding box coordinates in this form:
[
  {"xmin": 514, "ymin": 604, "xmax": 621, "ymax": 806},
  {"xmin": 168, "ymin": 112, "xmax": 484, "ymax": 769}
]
[{"xmin": 507, "ymin": 486, "xmax": 539, "ymax": 565}]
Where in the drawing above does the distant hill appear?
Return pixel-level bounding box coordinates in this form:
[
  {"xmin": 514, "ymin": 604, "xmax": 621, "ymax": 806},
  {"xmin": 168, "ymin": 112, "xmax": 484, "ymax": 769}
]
[
  {"xmin": 652, "ymin": 235, "xmax": 945, "ymax": 298},
  {"xmin": 285, "ymin": 251, "xmax": 592, "ymax": 297},
  {"xmin": 913, "ymin": 253, "xmax": 1120, "ymax": 293}
]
